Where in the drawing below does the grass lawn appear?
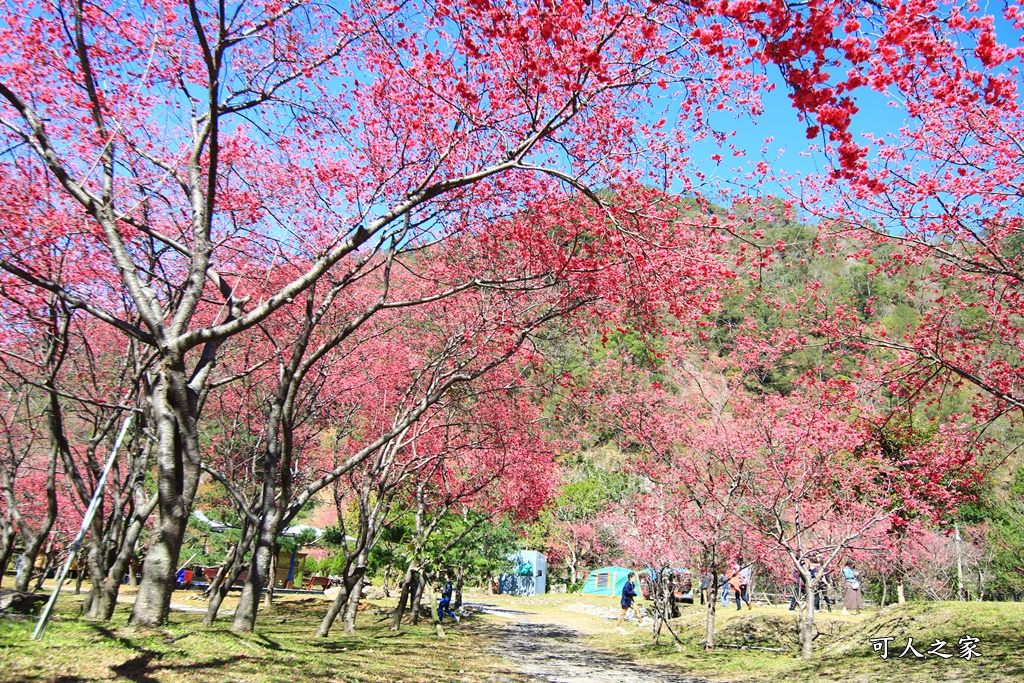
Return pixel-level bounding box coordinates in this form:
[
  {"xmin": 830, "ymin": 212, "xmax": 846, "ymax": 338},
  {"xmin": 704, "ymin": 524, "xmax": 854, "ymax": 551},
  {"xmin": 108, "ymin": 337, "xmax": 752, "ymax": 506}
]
[
  {"xmin": 2, "ymin": 588, "xmax": 1022, "ymax": 682},
  {"xmin": 594, "ymin": 598, "xmax": 1024, "ymax": 682},
  {"xmin": 0, "ymin": 592, "xmax": 516, "ymax": 683}
]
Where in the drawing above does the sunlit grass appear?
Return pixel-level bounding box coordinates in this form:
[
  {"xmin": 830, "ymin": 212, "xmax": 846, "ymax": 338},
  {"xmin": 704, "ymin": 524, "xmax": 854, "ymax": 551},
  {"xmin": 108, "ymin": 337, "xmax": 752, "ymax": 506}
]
[
  {"xmin": 599, "ymin": 599, "xmax": 1024, "ymax": 682},
  {"xmin": 0, "ymin": 593, "xmax": 515, "ymax": 683}
]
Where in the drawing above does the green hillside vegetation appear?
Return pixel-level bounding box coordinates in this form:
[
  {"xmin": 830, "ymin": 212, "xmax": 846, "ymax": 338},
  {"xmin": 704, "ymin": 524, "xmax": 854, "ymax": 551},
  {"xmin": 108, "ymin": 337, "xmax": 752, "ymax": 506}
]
[{"xmin": 526, "ymin": 201, "xmax": 1023, "ymax": 604}]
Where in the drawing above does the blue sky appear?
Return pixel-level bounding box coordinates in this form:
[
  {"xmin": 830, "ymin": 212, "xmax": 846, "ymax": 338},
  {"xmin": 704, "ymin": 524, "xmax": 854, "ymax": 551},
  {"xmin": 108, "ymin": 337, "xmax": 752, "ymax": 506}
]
[{"xmin": 682, "ymin": 8, "xmax": 1024, "ymax": 208}]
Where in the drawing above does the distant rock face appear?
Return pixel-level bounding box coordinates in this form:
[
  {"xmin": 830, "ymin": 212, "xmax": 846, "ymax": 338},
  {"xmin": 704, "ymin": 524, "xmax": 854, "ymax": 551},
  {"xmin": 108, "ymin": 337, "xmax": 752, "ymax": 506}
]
[{"xmin": 0, "ymin": 590, "xmax": 46, "ymax": 615}]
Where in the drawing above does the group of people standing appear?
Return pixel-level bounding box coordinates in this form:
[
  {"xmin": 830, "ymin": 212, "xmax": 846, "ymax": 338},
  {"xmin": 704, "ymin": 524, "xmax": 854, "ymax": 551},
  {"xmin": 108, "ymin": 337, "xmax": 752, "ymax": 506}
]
[
  {"xmin": 692, "ymin": 558, "xmax": 864, "ymax": 616},
  {"xmin": 611, "ymin": 557, "xmax": 866, "ymax": 634},
  {"xmin": 787, "ymin": 558, "xmax": 864, "ymax": 615},
  {"xmin": 696, "ymin": 557, "xmax": 752, "ymax": 611},
  {"xmin": 788, "ymin": 557, "xmax": 827, "ymax": 612}
]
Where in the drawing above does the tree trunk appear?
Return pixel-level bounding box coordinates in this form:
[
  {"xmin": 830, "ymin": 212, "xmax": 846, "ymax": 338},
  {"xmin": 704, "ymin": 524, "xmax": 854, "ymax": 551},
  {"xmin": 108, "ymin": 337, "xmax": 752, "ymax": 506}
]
[
  {"xmin": 649, "ymin": 571, "xmax": 682, "ymax": 647},
  {"xmin": 799, "ymin": 570, "xmax": 819, "ymax": 660},
  {"xmin": 800, "ymin": 602, "xmax": 816, "ymax": 660},
  {"xmin": 233, "ymin": 389, "xmax": 293, "ymax": 634},
  {"xmin": 204, "ymin": 523, "xmax": 255, "ymax": 625},
  {"xmin": 205, "ymin": 563, "xmax": 241, "ymax": 625},
  {"xmin": 93, "ymin": 574, "xmax": 121, "ymax": 621},
  {"xmin": 704, "ymin": 572, "xmax": 718, "ymax": 650},
  {"xmin": 232, "ymin": 526, "xmax": 277, "ymax": 632},
  {"xmin": 263, "ymin": 546, "xmax": 278, "ymax": 612},
  {"xmin": 880, "ymin": 574, "xmax": 888, "ymax": 609},
  {"xmin": 652, "ymin": 582, "xmax": 664, "ymax": 645},
  {"xmin": 421, "ymin": 576, "xmax": 446, "ymax": 638},
  {"xmin": 390, "ymin": 563, "xmax": 416, "ymax": 631},
  {"xmin": 315, "ymin": 565, "xmax": 366, "ymax": 637},
  {"xmin": 453, "ymin": 564, "xmax": 464, "ymax": 611},
  {"xmin": 896, "ymin": 580, "xmax": 906, "ymax": 604},
  {"xmin": 129, "ymin": 517, "xmax": 185, "ymax": 627},
  {"xmin": 12, "ymin": 445, "xmax": 58, "ymax": 592},
  {"xmin": 93, "ymin": 504, "xmax": 154, "ymax": 621},
  {"xmin": 83, "ymin": 528, "xmax": 110, "ymax": 619},
  {"xmin": 409, "ymin": 572, "xmax": 425, "ymax": 625},
  {"xmin": 13, "ymin": 530, "xmax": 51, "ymax": 592},
  {"xmin": 129, "ymin": 370, "xmax": 202, "ymax": 628},
  {"xmin": 203, "ymin": 560, "xmax": 231, "ymax": 600},
  {"xmin": 316, "ymin": 579, "xmax": 352, "ymax": 638},
  {"xmin": 79, "ymin": 587, "xmax": 96, "ymax": 617},
  {"xmin": 343, "ymin": 573, "xmax": 364, "ymax": 633},
  {"xmin": 205, "ymin": 555, "xmax": 248, "ymax": 625}
]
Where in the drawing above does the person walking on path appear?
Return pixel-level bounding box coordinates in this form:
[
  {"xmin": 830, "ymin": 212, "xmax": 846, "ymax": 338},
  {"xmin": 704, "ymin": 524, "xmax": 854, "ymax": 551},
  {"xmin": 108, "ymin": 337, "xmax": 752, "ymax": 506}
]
[
  {"xmin": 438, "ymin": 573, "xmax": 460, "ymax": 624},
  {"xmin": 616, "ymin": 572, "xmax": 638, "ymax": 632},
  {"xmin": 842, "ymin": 560, "xmax": 864, "ymax": 616},
  {"xmin": 728, "ymin": 558, "xmax": 751, "ymax": 610}
]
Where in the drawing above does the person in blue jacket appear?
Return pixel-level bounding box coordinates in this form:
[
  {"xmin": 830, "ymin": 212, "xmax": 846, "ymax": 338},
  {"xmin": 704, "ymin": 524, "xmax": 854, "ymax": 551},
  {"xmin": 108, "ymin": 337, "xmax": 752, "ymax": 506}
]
[
  {"xmin": 437, "ymin": 572, "xmax": 460, "ymax": 624},
  {"xmin": 616, "ymin": 572, "xmax": 638, "ymax": 630}
]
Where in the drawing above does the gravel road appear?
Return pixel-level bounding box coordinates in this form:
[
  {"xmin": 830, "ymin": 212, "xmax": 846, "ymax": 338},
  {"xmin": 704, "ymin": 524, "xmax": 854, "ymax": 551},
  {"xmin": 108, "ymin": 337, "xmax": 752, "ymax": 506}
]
[{"xmin": 481, "ymin": 606, "xmax": 706, "ymax": 683}]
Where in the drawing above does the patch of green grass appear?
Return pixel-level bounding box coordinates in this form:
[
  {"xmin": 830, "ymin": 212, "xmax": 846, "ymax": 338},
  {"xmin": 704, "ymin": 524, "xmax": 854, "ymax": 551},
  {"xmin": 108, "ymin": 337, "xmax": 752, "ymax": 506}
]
[
  {"xmin": 0, "ymin": 595, "xmax": 516, "ymax": 683},
  {"xmin": 600, "ymin": 600, "xmax": 1024, "ymax": 682}
]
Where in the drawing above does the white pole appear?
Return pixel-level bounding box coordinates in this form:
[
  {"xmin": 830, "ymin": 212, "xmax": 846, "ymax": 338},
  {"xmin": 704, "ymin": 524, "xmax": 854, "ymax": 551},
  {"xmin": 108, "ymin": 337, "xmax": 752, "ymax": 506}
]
[
  {"xmin": 31, "ymin": 415, "xmax": 134, "ymax": 640},
  {"xmin": 955, "ymin": 521, "xmax": 965, "ymax": 601}
]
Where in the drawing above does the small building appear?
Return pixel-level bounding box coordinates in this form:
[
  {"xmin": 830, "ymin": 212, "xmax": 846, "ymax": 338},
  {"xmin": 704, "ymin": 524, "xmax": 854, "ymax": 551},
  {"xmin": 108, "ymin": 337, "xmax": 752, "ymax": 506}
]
[{"xmin": 497, "ymin": 550, "xmax": 546, "ymax": 595}]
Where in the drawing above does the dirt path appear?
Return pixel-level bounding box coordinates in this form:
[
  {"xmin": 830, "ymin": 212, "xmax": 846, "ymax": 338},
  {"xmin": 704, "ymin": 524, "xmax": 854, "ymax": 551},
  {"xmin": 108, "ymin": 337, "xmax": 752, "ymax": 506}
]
[{"xmin": 478, "ymin": 604, "xmax": 706, "ymax": 683}]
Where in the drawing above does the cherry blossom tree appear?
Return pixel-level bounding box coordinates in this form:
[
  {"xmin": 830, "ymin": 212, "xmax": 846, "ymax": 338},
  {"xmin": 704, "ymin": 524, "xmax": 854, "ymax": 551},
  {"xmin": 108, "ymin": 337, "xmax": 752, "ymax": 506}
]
[
  {"xmin": 0, "ymin": 0, "xmax": 762, "ymax": 626},
  {"xmin": 4, "ymin": 0, "xmax": 1015, "ymax": 632},
  {"xmin": 703, "ymin": 389, "xmax": 982, "ymax": 659},
  {"xmin": 778, "ymin": 1, "xmax": 1024, "ymax": 420},
  {"xmin": 0, "ymin": 298, "xmax": 67, "ymax": 592},
  {"xmin": 384, "ymin": 378, "xmax": 557, "ymax": 636},
  {"xmin": 0, "ymin": 289, "xmax": 154, "ymax": 614}
]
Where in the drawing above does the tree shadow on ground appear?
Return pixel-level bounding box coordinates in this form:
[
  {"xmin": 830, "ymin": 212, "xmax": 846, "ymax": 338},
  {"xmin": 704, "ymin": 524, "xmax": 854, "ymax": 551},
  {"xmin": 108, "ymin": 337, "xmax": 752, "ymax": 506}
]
[
  {"xmin": 86, "ymin": 624, "xmax": 149, "ymax": 652},
  {"xmin": 222, "ymin": 629, "xmax": 282, "ymax": 651},
  {"xmin": 84, "ymin": 623, "xmax": 250, "ymax": 683},
  {"xmin": 111, "ymin": 654, "xmax": 248, "ymax": 683},
  {"xmin": 4, "ymin": 678, "xmax": 88, "ymax": 683}
]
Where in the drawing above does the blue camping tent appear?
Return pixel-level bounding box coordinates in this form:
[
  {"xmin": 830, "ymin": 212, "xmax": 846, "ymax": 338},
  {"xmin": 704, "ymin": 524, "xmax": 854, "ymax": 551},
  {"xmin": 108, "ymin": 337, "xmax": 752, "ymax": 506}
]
[{"xmin": 580, "ymin": 566, "xmax": 634, "ymax": 597}]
